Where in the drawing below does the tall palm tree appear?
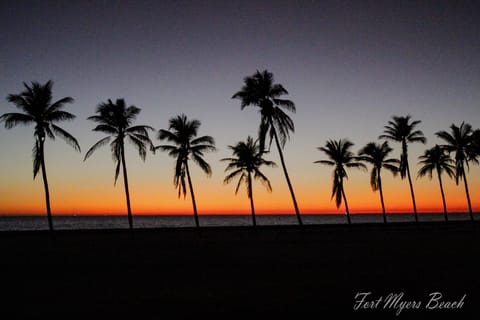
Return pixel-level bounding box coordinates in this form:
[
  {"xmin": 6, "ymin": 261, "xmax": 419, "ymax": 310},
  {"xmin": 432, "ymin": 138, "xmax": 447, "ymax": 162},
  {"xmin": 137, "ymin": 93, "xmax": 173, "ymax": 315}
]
[
  {"xmin": 232, "ymin": 70, "xmax": 303, "ymax": 226},
  {"xmin": 417, "ymin": 145, "xmax": 455, "ymax": 222},
  {"xmin": 84, "ymin": 98, "xmax": 154, "ymax": 230},
  {"xmin": 156, "ymin": 114, "xmax": 216, "ymax": 228},
  {"xmin": 221, "ymin": 136, "xmax": 276, "ymax": 227},
  {"xmin": 315, "ymin": 139, "xmax": 366, "ymax": 224},
  {"xmin": 358, "ymin": 141, "xmax": 399, "ymax": 223},
  {"xmin": 436, "ymin": 122, "xmax": 477, "ymax": 221},
  {"xmin": 0, "ymin": 81, "xmax": 80, "ymax": 234},
  {"xmin": 379, "ymin": 115, "xmax": 426, "ymax": 222}
]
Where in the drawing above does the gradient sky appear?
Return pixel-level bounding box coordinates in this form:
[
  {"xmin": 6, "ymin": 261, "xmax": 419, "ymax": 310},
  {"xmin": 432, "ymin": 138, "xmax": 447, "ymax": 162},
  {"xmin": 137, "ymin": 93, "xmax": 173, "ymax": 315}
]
[{"xmin": 1, "ymin": 0, "xmax": 479, "ymax": 215}]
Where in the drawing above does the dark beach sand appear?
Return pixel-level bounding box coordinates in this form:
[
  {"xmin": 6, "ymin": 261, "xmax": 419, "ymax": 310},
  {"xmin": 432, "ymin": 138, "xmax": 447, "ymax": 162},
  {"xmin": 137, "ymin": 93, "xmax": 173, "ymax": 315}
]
[{"xmin": 1, "ymin": 221, "xmax": 479, "ymax": 319}]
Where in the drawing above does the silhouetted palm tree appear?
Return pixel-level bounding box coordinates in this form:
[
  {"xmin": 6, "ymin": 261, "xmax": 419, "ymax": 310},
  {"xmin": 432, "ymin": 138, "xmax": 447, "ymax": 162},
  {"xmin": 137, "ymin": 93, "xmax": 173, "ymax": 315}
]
[
  {"xmin": 436, "ymin": 122, "xmax": 477, "ymax": 221},
  {"xmin": 379, "ymin": 115, "xmax": 426, "ymax": 222},
  {"xmin": 232, "ymin": 70, "xmax": 303, "ymax": 226},
  {"xmin": 0, "ymin": 81, "xmax": 80, "ymax": 234},
  {"xmin": 417, "ymin": 145, "xmax": 455, "ymax": 222},
  {"xmin": 222, "ymin": 136, "xmax": 276, "ymax": 227},
  {"xmin": 470, "ymin": 129, "xmax": 480, "ymax": 162},
  {"xmin": 84, "ymin": 98, "xmax": 153, "ymax": 230},
  {"xmin": 358, "ymin": 142, "xmax": 399, "ymax": 223},
  {"xmin": 156, "ymin": 114, "xmax": 216, "ymax": 228},
  {"xmin": 315, "ymin": 139, "xmax": 366, "ymax": 224}
]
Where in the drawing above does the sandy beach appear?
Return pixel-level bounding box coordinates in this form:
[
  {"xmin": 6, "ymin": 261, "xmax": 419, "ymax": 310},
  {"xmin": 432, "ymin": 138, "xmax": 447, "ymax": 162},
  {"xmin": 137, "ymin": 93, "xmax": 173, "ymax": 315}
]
[{"xmin": 0, "ymin": 221, "xmax": 478, "ymax": 319}]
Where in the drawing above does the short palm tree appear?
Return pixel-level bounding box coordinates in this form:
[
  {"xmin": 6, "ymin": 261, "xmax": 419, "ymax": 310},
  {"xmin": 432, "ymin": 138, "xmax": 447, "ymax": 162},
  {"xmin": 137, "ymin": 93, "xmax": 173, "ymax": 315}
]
[
  {"xmin": 156, "ymin": 114, "xmax": 216, "ymax": 228},
  {"xmin": 417, "ymin": 145, "xmax": 455, "ymax": 222},
  {"xmin": 221, "ymin": 136, "xmax": 276, "ymax": 227},
  {"xmin": 358, "ymin": 141, "xmax": 399, "ymax": 223},
  {"xmin": 315, "ymin": 139, "xmax": 366, "ymax": 224},
  {"xmin": 436, "ymin": 122, "xmax": 477, "ymax": 221},
  {"xmin": 84, "ymin": 98, "xmax": 154, "ymax": 230},
  {"xmin": 379, "ymin": 115, "xmax": 426, "ymax": 222},
  {"xmin": 0, "ymin": 81, "xmax": 80, "ymax": 234},
  {"xmin": 232, "ymin": 70, "xmax": 303, "ymax": 226}
]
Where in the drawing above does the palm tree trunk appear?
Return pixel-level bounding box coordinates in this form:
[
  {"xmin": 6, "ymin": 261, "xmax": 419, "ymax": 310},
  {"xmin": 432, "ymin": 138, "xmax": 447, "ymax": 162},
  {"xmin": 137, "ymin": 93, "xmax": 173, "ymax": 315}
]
[
  {"xmin": 270, "ymin": 122, "xmax": 303, "ymax": 226},
  {"xmin": 120, "ymin": 142, "xmax": 133, "ymax": 231},
  {"xmin": 406, "ymin": 161, "xmax": 419, "ymax": 223},
  {"xmin": 437, "ymin": 169, "xmax": 448, "ymax": 223},
  {"xmin": 461, "ymin": 167, "xmax": 474, "ymax": 222},
  {"xmin": 378, "ymin": 174, "xmax": 387, "ymax": 224},
  {"xmin": 39, "ymin": 140, "xmax": 54, "ymax": 235},
  {"xmin": 248, "ymin": 171, "xmax": 256, "ymax": 227},
  {"xmin": 185, "ymin": 161, "xmax": 200, "ymax": 228},
  {"xmin": 341, "ymin": 183, "xmax": 351, "ymax": 225}
]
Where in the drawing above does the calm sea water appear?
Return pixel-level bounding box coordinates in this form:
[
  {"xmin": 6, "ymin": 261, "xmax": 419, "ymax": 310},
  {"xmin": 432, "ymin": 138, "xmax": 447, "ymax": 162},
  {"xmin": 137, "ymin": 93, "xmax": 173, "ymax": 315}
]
[{"xmin": 0, "ymin": 213, "xmax": 475, "ymax": 231}]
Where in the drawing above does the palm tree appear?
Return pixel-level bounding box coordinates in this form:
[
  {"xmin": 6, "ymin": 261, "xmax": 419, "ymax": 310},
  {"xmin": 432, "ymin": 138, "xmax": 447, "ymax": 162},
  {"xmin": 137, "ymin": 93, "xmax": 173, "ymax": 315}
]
[
  {"xmin": 221, "ymin": 136, "xmax": 276, "ymax": 227},
  {"xmin": 156, "ymin": 114, "xmax": 216, "ymax": 228},
  {"xmin": 469, "ymin": 129, "xmax": 480, "ymax": 162},
  {"xmin": 315, "ymin": 139, "xmax": 366, "ymax": 224},
  {"xmin": 436, "ymin": 122, "xmax": 477, "ymax": 221},
  {"xmin": 379, "ymin": 115, "xmax": 426, "ymax": 222},
  {"xmin": 232, "ymin": 70, "xmax": 303, "ymax": 226},
  {"xmin": 358, "ymin": 142, "xmax": 399, "ymax": 223},
  {"xmin": 417, "ymin": 145, "xmax": 455, "ymax": 222},
  {"xmin": 84, "ymin": 98, "xmax": 154, "ymax": 231},
  {"xmin": 0, "ymin": 81, "xmax": 80, "ymax": 234}
]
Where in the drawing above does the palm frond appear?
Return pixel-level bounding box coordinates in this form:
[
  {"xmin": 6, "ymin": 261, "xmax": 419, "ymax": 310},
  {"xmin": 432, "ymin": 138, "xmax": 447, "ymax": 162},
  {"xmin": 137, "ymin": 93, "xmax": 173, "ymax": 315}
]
[
  {"xmin": 51, "ymin": 124, "xmax": 81, "ymax": 151},
  {"xmin": 191, "ymin": 153, "xmax": 212, "ymax": 176},
  {"xmin": 253, "ymin": 169, "xmax": 273, "ymax": 192},
  {"xmin": 0, "ymin": 113, "xmax": 35, "ymax": 128},
  {"xmin": 127, "ymin": 134, "xmax": 148, "ymax": 161},
  {"xmin": 223, "ymin": 169, "xmax": 244, "ymax": 185},
  {"xmin": 84, "ymin": 136, "xmax": 111, "ymax": 161},
  {"xmin": 32, "ymin": 141, "xmax": 41, "ymax": 179}
]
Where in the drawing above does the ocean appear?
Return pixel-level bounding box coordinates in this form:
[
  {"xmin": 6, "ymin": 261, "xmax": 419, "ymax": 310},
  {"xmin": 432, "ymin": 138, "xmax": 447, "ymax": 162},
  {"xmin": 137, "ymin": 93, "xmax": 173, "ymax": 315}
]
[{"xmin": 0, "ymin": 213, "xmax": 475, "ymax": 231}]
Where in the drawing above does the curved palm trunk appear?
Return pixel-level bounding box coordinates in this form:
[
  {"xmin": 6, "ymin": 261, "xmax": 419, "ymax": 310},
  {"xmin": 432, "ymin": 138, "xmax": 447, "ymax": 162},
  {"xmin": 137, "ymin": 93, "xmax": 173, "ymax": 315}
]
[
  {"xmin": 270, "ymin": 122, "xmax": 303, "ymax": 227},
  {"xmin": 248, "ymin": 171, "xmax": 256, "ymax": 227},
  {"xmin": 437, "ymin": 169, "xmax": 448, "ymax": 223},
  {"xmin": 341, "ymin": 183, "xmax": 351, "ymax": 225},
  {"xmin": 378, "ymin": 173, "xmax": 387, "ymax": 224},
  {"xmin": 39, "ymin": 140, "xmax": 54, "ymax": 235},
  {"xmin": 461, "ymin": 167, "xmax": 474, "ymax": 222},
  {"xmin": 405, "ymin": 161, "xmax": 419, "ymax": 223},
  {"xmin": 120, "ymin": 143, "xmax": 133, "ymax": 231},
  {"xmin": 185, "ymin": 161, "xmax": 200, "ymax": 228}
]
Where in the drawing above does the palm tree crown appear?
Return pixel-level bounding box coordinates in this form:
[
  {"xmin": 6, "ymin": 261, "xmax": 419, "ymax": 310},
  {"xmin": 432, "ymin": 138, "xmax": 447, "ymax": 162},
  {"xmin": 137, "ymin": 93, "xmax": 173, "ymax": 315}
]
[
  {"xmin": 418, "ymin": 145, "xmax": 455, "ymax": 181},
  {"xmin": 84, "ymin": 98, "xmax": 154, "ymax": 182},
  {"xmin": 232, "ymin": 70, "xmax": 295, "ymax": 150},
  {"xmin": 379, "ymin": 115, "xmax": 426, "ymax": 178},
  {"xmin": 358, "ymin": 141, "xmax": 399, "ymax": 192},
  {"xmin": 315, "ymin": 139, "xmax": 366, "ymax": 223},
  {"xmin": 1, "ymin": 80, "xmax": 80, "ymax": 233},
  {"xmin": 1, "ymin": 81, "xmax": 81, "ymax": 176},
  {"xmin": 222, "ymin": 136, "xmax": 276, "ymax": 196},
  {"xmin": 436, "ymin": 122, "xmax": 477, "ymax": 184}
]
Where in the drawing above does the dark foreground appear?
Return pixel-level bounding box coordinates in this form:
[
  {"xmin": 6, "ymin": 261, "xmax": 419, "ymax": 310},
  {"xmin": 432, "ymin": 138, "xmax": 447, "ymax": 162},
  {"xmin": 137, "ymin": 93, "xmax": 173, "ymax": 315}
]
[{"xmin": 0, "ymin": 221, "xmax": 479, "ymax": 319}]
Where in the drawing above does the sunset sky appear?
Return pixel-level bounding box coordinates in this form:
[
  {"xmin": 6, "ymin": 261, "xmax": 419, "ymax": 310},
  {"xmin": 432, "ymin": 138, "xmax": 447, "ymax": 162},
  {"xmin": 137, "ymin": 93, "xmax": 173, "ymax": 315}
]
[{"xmin": 1, "ymin": 0, "xmax": 479, "ymax": 215}]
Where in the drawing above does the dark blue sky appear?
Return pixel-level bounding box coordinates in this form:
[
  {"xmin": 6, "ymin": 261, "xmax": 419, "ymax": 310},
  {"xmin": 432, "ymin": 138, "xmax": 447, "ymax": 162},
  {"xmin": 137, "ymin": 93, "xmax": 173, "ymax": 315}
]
[{"xmin": 1, "ymin": 0, "xmax": 479, "ymax": 214}]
